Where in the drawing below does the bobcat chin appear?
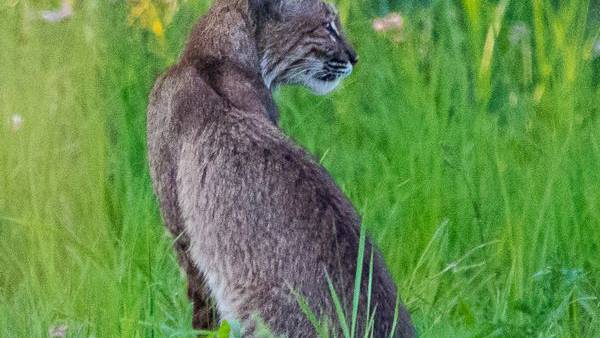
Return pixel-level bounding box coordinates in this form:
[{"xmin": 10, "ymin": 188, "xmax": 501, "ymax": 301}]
[{"xmin": 147, "ymin": 0, "xmax": 414, "ymax": 337}]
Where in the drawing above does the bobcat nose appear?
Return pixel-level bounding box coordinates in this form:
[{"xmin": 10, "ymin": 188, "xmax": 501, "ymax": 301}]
[{"xmin": 346, "ymin": 48, "xmax": 358, "ymax": 65}]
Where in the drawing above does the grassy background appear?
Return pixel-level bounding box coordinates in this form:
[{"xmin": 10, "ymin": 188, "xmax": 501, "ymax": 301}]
[{"xmin": 1, "ymin": 0, "xmax": 599, "ymax": 337}]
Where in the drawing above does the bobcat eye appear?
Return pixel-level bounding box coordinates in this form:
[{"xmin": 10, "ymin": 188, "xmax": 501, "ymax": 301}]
[{"xmin": 325, "ymin": 22, "xmax": 339, "ymax": 37}]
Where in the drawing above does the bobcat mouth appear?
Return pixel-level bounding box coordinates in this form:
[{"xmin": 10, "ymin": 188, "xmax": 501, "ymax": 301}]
[
  {"xmin": 316, "ymin": 73, "xmax": 339, "ymax": 82},
  {"xmin": 316, "ymin": 61, "xmax": 353, "ymax": 82},
  {"xmin": 302, "ymin": 61, "xmax": 353, "ymax": 95}
]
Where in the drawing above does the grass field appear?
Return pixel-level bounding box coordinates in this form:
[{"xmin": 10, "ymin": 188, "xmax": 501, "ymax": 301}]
[{"xmin": 1, "ymin": 0, "xmax": 599, "ymax": 337}]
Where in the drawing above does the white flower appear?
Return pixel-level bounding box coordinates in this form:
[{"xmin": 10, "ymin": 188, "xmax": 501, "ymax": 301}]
[
  {"xmin": 373, "ymin": 13, "xmax": 404, "ymax": 33},
  {"xmin": 509, "ymin": 22, "xmax": 530, "ymax": 46},
  {"xmin": 40, "ymin": 0, "xmax": 73, "ymax": 23},
  {"xmin": 11, "ymin": 114, "xmax": 24, "ymax": 132},
  {"xmin": 372, "ymin": 13, "xmax": 405, "ymax": 43},
  {"xmin": 48, "ymin": 324, "xmax": 68, "ymax": 337},
  {"xmin": 593, "ymin": 40, "xmax": 600, "ymax": 59}
]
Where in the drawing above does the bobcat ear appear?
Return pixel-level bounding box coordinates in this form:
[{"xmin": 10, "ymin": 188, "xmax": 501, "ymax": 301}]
[
  {"xmin": 249, "ymin": 0, "xmax": 282, "ymax": 19},
  {"xmin": 250, "ymin": 0, "xmax": 307, "ymax": 19}
]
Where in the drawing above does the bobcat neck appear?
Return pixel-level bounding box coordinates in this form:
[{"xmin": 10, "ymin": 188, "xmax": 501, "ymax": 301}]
[{"xmin": 181, "ymin": 0, "xmax": 279, "ymax": 123}]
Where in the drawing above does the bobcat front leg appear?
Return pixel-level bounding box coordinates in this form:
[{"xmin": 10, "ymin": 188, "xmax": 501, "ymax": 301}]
[{"xmin": 173, "ymin": 237, "xmax": 218, "ymax": 329}]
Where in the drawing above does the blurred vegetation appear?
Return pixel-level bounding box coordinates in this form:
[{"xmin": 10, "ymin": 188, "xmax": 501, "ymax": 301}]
[{"xmin": 1, "ymin": 0, "xmax": 599, "ymax": 337}]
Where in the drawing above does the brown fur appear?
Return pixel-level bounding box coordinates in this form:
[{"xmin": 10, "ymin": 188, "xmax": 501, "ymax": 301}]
[{"xmin": 147, "ymin": 0, "xmax": 414, "ymax": 336}]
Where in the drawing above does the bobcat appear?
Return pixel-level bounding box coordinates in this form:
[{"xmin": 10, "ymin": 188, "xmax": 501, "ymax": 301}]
[{"xmin": 147, "ymin": 0, "xmax": 415, "ymax": 336}]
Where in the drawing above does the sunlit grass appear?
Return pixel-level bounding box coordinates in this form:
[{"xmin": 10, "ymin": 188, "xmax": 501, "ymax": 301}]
[{"xmin": 1, "ymin": 0, "xmax": 599, "ymax": 337}]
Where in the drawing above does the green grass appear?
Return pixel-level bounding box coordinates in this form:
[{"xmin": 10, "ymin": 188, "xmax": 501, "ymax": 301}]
[{"xmin": 1, "ymin": 0, "xmax": 599, "ymax": 337}]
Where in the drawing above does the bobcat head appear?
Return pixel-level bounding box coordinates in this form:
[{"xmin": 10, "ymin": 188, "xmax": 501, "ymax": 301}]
[{"xmin": 252, "ymin": 0, "xmax": 358, "ymax": 95}]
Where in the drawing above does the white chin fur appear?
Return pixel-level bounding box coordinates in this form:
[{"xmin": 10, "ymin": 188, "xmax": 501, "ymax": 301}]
[
  {"xmin": 304, "ymin": 64, "xmax": 353, "ymax": 95},
  {"xmin": 306, "ymin": 78, "xmax": 342, "ymax": 95}
]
